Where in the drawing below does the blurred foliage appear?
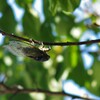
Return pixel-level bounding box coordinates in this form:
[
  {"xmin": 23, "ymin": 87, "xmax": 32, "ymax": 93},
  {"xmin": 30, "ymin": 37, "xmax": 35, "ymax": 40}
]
[
  {"xmin": 0, "ymin": 0, "xmax": 100, "ymax": 100},
  {"xmin": 0, "ymin": 0, "xmax": 17, "ymax": 33}
]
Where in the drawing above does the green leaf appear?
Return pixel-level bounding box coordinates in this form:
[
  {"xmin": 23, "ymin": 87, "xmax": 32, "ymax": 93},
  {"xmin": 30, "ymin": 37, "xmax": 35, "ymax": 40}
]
[
  {"xmin": 22, "ymin": 8, "xmax": 41, "ymax": 39},
  {"xmin": 15, "ymin": 0, "xmax": 34, "ymax": 8},
  {"xmin": 43, "ymin": 0, "xmax": 52, "ymax": 18},
  {"xmin": 25, "ymin": 61, "xmax": 49, "ymax": 89},
  {"xmin": 58, "ymin": 0, "xmax": 80, "ymax": 12},
  {"xmin": 70, "ymin": 46, "xmax": 78, "ymax": 67},
  {"xmin": 55, "ymin": 46, "xmax": 79, "ymax": 80},
  {"xmin": 0, "ymin": 0, "xmax": 7, "ymax": 12},
  {"xmin": 55, "ymin": 48, "xmax": 72, "ymax": 80},
  {"xmin": 46, "ymin": 95, "xmax": 64, "ymax": 100},
  {"xmin": 47, "ymin": 0, "xmax": 80, "ymax": 15},
  {"xmin": 68, "ymin": 54, "xmax": 91, "ymax": 86},
  {"xmin": 55, "ymin": 13, "xmax": 75, "ymax": 35},
  {"xmin": 87, "ymin": 59, "xmax": 100, "ymax": 96},
  {"xmin": 40, "ymin": 20, "xmax": 55, "ymax": 41},
  {"xmin": 49, "ymin": 0, "xmax": 59, "ymax": 15},
  {"xmin": 0, "ymin": 2, "xmax": 17, "ymax": 33},
  {"xmin": 7, "ymin": 94, "xmax": 32, "ymax": 100}
]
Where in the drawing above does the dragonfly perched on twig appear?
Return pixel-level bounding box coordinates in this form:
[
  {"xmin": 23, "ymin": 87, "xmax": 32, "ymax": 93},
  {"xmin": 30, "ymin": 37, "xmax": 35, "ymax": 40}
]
[{"xmin": 0, "ymin": 30, "xmax": 50, "ymax": 62}]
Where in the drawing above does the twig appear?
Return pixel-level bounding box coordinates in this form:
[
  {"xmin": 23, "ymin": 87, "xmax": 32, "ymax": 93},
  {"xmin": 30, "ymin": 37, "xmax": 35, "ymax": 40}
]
[
  {"xmin": 0, "ymin": 29, "xmax": 100, "ymax": 46},
  {"xmin": 0, "ymin": 83, "xmax": 93, "ymax": 100}
]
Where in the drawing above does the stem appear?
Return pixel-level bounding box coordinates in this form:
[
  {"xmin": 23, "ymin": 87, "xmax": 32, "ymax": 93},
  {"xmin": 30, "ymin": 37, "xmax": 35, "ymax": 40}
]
[
  {"xmin": 0, "ymin": 83, "xmax": 93, "ymax": 100},
  {"xmin": 0, "ymin": 29, "xmax": 100, "ymax": 46}
]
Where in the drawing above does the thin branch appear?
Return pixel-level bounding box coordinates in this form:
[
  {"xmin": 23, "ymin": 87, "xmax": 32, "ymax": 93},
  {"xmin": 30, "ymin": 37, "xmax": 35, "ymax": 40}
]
[
  {"xmin": 0, "ymin": 29, "xmax": 100, "ymax": 46},
  {"xmin": 0, "ymin": 83, "xmax": 93, "ymax": 100}
]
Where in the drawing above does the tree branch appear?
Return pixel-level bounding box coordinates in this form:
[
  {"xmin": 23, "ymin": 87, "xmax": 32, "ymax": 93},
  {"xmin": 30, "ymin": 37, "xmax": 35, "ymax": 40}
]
[
  {"xmin": 0, "ymin": 29, "xmax": 100, "ymax": 46},
  {"xmin": 0, "ymin": 83, "xmax": 93, "ymax": 100}
]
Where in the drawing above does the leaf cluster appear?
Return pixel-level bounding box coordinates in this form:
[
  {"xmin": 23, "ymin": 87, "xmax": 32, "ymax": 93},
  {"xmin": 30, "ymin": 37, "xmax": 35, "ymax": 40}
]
[{"xmin": 0, "ymin": 0, "xmax": 100, "ymax": 100}]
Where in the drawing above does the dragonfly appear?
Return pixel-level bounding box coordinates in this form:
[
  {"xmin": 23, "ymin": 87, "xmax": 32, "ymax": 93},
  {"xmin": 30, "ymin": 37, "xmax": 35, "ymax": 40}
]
[{"xmin": 4, "ymin": 41, "xmax": 50, "ymax": 62}]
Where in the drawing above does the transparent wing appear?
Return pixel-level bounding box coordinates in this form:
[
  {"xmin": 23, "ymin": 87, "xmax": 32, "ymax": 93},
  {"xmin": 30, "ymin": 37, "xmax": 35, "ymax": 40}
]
[
  {"xmin": 4, "ymin": 41, "xmax": 30, "ymax": 56},
  {"xmin": 4, "ymin": 41, "xmax": 50, "ymax": 61}
]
